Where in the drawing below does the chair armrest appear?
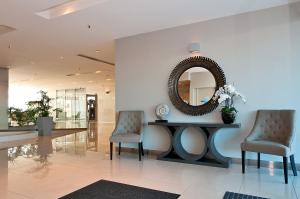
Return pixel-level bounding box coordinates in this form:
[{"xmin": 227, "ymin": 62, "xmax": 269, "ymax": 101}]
[
  {"xmin": 111, "ymin": 124, "xmax": 123, "ymax": 136},
  {"xmin": 244, "ymin": 116, "xmax": 261, "ymax": 142},
  {"xmin": 245, "ymin": 134, "xmax": 254, "ymax": 142},
  {"xmin": 244, "ymin": 130, "xmax": 258, "ymax": 142},
  {"xmin": 110, "ymin": 129, "xmax": 118, "ymax": 136}
]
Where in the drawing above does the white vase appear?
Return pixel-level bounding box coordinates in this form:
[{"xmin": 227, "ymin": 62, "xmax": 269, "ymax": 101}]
[{"xmin": 37, "ymin": 117, "xmax": 54, "ymax": 136}]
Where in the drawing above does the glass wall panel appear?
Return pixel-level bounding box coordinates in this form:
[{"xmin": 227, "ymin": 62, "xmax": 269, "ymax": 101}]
[{"xmin": 56, "ymin": 88, "xmax": 86, "ymax": 122}]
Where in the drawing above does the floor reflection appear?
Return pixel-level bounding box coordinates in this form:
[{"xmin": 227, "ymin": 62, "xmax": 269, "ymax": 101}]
[
  {"xmin": 55, "ymin": 120, "xmax": 88, "ymax": 129},
  {"xmin": 2, "ymin": 122, "xmax": 113, "ymax": 162},
  {"xmin": 0, "ymin": 122, "xmax": 114, "ymax": 199},
  {"xmin": 87, "ymin": 122, "xmax": 98, "ymax": 152},
  {"xmin": 0, "ymin": 122, "xmax": 115, "ymax": 198}
]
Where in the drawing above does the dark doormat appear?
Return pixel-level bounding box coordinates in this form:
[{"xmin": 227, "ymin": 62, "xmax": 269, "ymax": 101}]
[
  {"xmin": 223, "ymin": 191, "xmax": 270, "ymax": 199},
  {"xmin": 59, "ymin": 179, "xmax": 180, "ymax": 199}
]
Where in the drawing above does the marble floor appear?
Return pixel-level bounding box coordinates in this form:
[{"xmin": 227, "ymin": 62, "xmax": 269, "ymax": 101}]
[{"xmin": 0, "ymin": 123, "xmax": 299, "ymax": 199}]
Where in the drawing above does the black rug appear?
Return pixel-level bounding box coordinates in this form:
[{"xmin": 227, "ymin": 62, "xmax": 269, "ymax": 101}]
[
  {"xmin": 223, "ymin": 191, "xmax": 270, "ymax": 199},
  {"xmin": 59, "ymin": 180, "xmax": 180, "ymax": 199}
]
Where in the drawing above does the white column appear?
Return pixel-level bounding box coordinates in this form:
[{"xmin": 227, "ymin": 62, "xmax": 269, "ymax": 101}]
[
  {"xmin": 0, "ymin": 68, "xmax": 8, "ymax": 129},
  {"xmin": 0, "ymin": 68, "xmax": 8, "ymax": 197}
]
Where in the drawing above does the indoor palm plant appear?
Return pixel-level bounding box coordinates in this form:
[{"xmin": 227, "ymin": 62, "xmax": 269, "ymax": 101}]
[
  {"xmin": 27, "ymin": 91, "xmax": 57, "ymax": 136},
  {"xmin": 213, "ymin": 84, "xmax": 246, "ymax": 124},
  {"xmin": 8, "ymin": 91, "xmax": 61, "ymax": 131}
]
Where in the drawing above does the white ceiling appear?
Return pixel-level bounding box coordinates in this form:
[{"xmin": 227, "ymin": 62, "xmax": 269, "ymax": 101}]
[{"xmin": 0, "ymin": 0, "xmax": 297, "ymax": 90}]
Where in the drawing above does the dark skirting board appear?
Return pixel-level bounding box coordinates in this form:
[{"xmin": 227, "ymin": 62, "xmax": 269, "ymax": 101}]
[{"xmin": 59, "ymin": 180, "xmax": 180, "ymax": 199}]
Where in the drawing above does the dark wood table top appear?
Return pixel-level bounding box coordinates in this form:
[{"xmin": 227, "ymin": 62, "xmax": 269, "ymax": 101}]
[{"xmin": 148, "ymin": 121, "xmax": 241, "ymax": 128}]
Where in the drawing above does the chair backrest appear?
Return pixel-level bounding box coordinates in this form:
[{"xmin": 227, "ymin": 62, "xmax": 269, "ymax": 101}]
[
  {"xmin": 249, "ymin": 110, "xmax": 295, "ymax": 147},
  {"xmin": 115, "ymin": 111, "xmax": 144, "ymax": 135}
]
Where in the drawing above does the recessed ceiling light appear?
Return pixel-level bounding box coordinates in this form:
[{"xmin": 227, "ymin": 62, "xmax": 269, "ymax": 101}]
[
  {"xmin": 36, "ymin": 0, "xmax": 109, "ymax": 19},
  {"xmin": 95, "ymin": 50, "xmax": 101, "ymax": 53},
  {"xmin": 106, "ymin": 78, "xmax": 112, "ymax": 81},
  {"xmin": 95, "ymin": 70, "xmax": 101, "ymax": 74}
]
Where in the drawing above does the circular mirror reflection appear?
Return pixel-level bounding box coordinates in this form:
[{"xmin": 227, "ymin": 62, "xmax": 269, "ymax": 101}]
[{"xmin": 177, "ymin": 67, "xmax": 216, "ymax": 106}]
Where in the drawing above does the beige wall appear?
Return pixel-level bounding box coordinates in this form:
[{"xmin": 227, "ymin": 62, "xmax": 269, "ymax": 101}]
[
  {"xmin": 116, "ymin": 3, "xmax": 300, "ymax": 162},
  {"xmin": 86, "ymin": 85, "xmax": 115, "ymax": 123}
]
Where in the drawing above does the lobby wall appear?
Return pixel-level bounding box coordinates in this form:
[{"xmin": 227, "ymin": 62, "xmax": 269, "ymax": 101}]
[
  {"xmin": 115, "ymin": 3, "xmax": 300, "ymax": 162},
  {"xmin": 0, "ymin": 68, "xmax": 8, "ymax": 129}
]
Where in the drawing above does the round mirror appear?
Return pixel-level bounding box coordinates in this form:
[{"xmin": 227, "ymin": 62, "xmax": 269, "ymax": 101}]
[
  {"xmin": 168, "ymin": 56, "xmax": 226, "ymax": 116},
  {"xmin": 178, "ymin": 67, "xmax": 216, "ymax": 106}
]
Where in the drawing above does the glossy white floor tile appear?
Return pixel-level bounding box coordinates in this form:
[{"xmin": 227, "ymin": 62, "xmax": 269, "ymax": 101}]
[
  {"xmin": 239, "ymin": 166, "xmax": 297, "ymax": 199},
  {"xmin": 0, "ymin": 123, "xmax": 298, "ymax": 199}
]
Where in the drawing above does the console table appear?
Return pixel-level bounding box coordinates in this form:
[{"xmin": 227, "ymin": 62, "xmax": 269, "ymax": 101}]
[{"xmin": 148, "ymin": 122, "xmax": 240, "ymax": 168}]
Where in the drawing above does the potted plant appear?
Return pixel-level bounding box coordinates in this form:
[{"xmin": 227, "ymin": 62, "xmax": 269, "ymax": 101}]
[
  {"xmin": 27, "ymin": 91, "xmax": 56, "ymax": 136},
  {"xmin": 8, "ymin": 107, "xmax": 35, "ymax": 127},
  {"xmin": 213, "ymin": 84, "xmax": 246, "ymax": 124},
  {"xmin": 8, "ymin": 107, "xmax": 26, "ymax": 127}
]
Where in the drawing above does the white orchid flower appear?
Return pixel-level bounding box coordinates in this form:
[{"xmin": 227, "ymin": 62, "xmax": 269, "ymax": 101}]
[
  {"xmin": 214, "ymin": 84, "xmax": 246, "ymax": 109},
  {"xmin": 218, "ymin": 94, "xmax": 231, "ymax": 104},
  {"xmin": 241, "ymin": 95, "xmax": 247, "ymax": 103},
  {"xmin": 224, "ymin": 84, "xmax": 235, "ymax": 94}
]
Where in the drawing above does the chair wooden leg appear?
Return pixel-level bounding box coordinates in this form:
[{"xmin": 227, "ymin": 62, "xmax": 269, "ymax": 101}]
[
  {"xmin": 110, "ymin": 142, "xmax": 113, "ymax": 160},
  {"xmin": 283, "ymin": 156, "xmax": 288, "ymax": 184},
  {"xmin": 141, "ymin": 142, "xmax": 144, "ymax": 156},
  {"xmin": 118, "ymin": 142, "xmax": 121, "ymax": 155},
  {"xmin": 242, "ymin": 151, "xmax": 246, "ymax": 173},
  {"xmin": 290, "ymin": 155, "xmax": 297, "ymax": 176},
  {"xmin": 257, "ymin": 153, "xmax": 260, "ymax": 169},
  {"xmin": 138, "ymin": 143, "xmax": 142, "ymax": 161}
]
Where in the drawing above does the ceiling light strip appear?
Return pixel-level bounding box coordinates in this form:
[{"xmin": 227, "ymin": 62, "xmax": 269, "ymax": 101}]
[{"xmin": 77, "ymin": 54, "xmax": 115, "ymax": 66}]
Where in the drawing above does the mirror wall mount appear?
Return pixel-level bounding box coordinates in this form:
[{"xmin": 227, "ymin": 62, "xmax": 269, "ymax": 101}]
[{"xmin": 168, "ymin": 56, "xmax": 226, "ymax": 116}]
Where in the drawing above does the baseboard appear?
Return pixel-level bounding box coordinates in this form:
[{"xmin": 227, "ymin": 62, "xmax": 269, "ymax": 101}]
[{"xmin": 115, "ymin": 146, "xmax": 300, "ymax": 171}]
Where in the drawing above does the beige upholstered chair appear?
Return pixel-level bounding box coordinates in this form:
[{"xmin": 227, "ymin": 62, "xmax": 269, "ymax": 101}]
[
  {"xmin": 109, "ymin": 111, "xmax": 144, "ymax": 161},
  {"xmin": 241, "ymin": 110, "xmax": 297, "ymax": 184}
]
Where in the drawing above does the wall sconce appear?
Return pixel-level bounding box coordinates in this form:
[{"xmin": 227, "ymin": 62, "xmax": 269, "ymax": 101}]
[{"xmin": 188, "ymin": 42, "xmax": 201, "ymax": 57}]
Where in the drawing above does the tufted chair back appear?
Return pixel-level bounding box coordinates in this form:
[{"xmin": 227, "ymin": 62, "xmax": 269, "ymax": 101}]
[
  {"xmin": 246, "ymin": 110, "xmax": 296, "ymax": 147},
  {"xmin": 114, "ymin": 111, "xmax": 144, "ymax": 135}
]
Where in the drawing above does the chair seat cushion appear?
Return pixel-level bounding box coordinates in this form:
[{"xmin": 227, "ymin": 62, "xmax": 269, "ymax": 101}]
[
  {"xmin": 110, "ymin": 133, "xmax": 142, "ymax": 143},
  {"xmin": 241, "ymin": 140, "xmax": 292, "ymax": 156}
]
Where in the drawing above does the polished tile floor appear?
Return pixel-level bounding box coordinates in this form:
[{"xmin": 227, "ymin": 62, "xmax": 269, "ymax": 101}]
[{"xmin": 0, "ymin": 123, "xmax": 299, "ymax": 199}]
